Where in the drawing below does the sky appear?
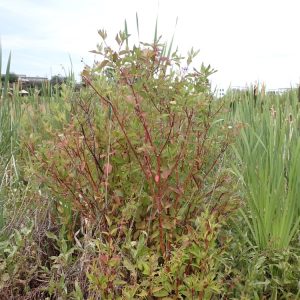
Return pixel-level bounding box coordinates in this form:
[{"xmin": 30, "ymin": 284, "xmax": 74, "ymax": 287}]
[{"xmin": 1, "ymin": 0, "xmax": 300, "ymax": 90}]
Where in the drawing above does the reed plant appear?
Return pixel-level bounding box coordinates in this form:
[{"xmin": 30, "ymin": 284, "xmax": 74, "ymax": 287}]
[
  {"xmin": 0, "ymin": 46, "xmax": 13, "ymax": 230},
  {"xmin": 230, "ymin": 90, "xmax": 300, "ymax": 250},
  {"xmin": 0, "ymin": 45, "xmax": 24, "ymax": 232}
]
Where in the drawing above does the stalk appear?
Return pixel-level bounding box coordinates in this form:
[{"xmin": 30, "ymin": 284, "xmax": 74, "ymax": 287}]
[{"xmin": 231, "ymin": 90, "xmax": 300, "ymax": 250}]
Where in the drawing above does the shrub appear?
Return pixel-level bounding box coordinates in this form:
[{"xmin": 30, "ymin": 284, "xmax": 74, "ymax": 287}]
[{"xmin": 28, "ymin": 27, "xmax": 237, "ymax": 298}]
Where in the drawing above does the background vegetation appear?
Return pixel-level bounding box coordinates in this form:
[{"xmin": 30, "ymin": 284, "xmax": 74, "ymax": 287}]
[{"xmin": 1, "ymin": 22, "xmax": 300, "ymax": 299}]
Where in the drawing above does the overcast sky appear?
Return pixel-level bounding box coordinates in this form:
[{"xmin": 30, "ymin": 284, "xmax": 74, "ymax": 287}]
[{"xmin": 1, "ymin": 0, "xmax": 300, "ymax": 89}]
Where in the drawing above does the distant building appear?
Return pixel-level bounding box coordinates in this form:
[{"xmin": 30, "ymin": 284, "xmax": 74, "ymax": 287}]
[
  {"xmin": 230, "ymin": 86, "xmax": 248, "ymax": 92},
  {"xmin": 17, "ymin": 75, "xmax": 49, "ymax": 90},
  {"xmin": 18, "ymin": 75, "xmax": 48, "ymax": 84},
  {"xmin": 216, "ymin": 88, "xmax": 225, "ymax": 98},
  {"xmin": 267, "ymin": 88, "xmax": 290, "ymax": 95}
]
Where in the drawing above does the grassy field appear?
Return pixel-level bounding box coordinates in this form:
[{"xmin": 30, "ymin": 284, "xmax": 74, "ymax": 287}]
[{"xmin": 1, "ymin": 28, "xmax": 300, "ymax": 299}]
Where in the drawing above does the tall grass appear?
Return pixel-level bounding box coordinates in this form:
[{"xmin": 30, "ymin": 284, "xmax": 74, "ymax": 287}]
[
  {"xmin": 0, "ymin": 46, "xmax": 23, "ymax": 232},
  {"xmin": 230, "ymin": 90, "xmax": 300, "ymax": 250}
]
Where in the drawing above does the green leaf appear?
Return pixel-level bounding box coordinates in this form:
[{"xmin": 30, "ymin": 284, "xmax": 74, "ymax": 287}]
[
  {"xmin": 136, "ymin": 13, "xmax": 140, "ymax": 41},
  {"xmin": 114, "ymin": 279, "xmax": 127, "ymax": 286},
  {"xmin": 152, "ymin": 286, "xmax": 169, "ymax": 297},
  {"xmin": 3, "ymin": 51, "xmax": 11, "ymax": 96},
  {"xmin": 123, "ymin": 258, "xmax": 135, "ymax": 272},
  {"xmin": 115, "ymin": 33, "xmax": 121, "ymax": 45},
  {"xmin": 98, "ymin": 29, "xmax": 107, "ymax": 40},
  {"xmin": 46, "ymin": 231, "xmax": 58, "ymax": 241}
]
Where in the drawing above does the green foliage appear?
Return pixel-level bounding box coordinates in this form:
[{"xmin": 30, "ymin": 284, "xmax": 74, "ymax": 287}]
[
  {"xmin": 27, "ymin": 26, "xmax": 235, "ymax": 298},
  {"xmin": 0, "ymin": 72, "xmax": 18, "ymax": 84},
  {"xmin": 0, "ymin": 48, "xmax": 22, "ymax": 231},
  {"xmin": 50, "ymin": 75, "xmax": 68, "ymax": 86},
  {"xmin": 1, "ymin": 49, "xmax": 12, "ymax": 97},
  {"xmin": 3, "ymin": 22, "xmax": 300, "ymax": 299},
  {"xmin": 0, "ymin": 224, "xmax": 38, "ymax": 295},
  {"xmin": 218, "ymin": 87, "xmax": 300, "ymax": 299},
  {"xmin": 222, "ymin": 221, "xmax": 300, "ymax": 299},
  {"xmin": 229, "ymin": 89, "xmax": 300, "ymax": 250}
]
